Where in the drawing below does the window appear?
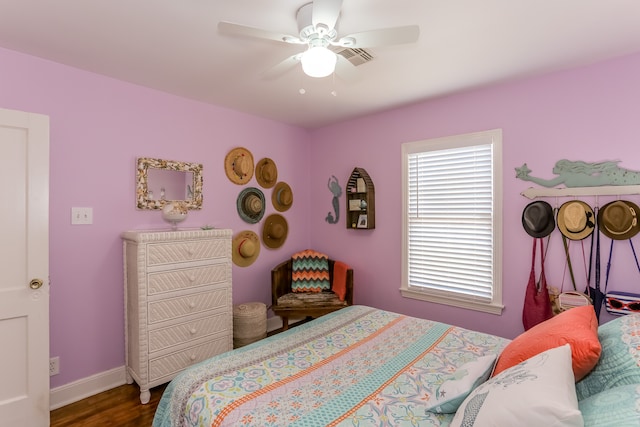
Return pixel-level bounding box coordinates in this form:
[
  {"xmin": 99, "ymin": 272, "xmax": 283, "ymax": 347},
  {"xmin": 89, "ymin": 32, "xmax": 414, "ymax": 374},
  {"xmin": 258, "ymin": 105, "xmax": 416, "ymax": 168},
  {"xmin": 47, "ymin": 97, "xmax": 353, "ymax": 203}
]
[{"xmin": 401, "ymin": 129, "xmax": 503, "ymax": 315}]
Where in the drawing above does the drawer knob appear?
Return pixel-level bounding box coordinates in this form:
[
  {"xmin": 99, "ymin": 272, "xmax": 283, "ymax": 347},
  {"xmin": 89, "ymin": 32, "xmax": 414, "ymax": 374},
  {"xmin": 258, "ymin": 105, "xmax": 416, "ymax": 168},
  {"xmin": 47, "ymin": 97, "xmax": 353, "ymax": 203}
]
[
  {"xmin": 189, "ymin": 302, "xmax": 196, "ymax": 309},
  {"xmin": 190, "ymin": 328, "xmax": 197, "ymax": 335},
  {"xmin": 187, "ymin": 248, "xmax": 194, "ymax": 256},
  {"xmin": 190, "ymin": 355, "xmax": 196, "ymax": 361},
  {"xmin": 189, "ymin": 275, "xmax": 196, "ymax": 282}
]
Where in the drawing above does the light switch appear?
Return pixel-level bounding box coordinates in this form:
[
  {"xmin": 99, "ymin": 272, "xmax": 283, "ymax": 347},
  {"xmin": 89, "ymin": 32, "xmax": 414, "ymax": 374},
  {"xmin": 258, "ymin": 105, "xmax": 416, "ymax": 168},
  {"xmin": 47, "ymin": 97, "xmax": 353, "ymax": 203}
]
[{"xmin": 71, "ymin": 207, "xmax": 93, "ymax": 225}]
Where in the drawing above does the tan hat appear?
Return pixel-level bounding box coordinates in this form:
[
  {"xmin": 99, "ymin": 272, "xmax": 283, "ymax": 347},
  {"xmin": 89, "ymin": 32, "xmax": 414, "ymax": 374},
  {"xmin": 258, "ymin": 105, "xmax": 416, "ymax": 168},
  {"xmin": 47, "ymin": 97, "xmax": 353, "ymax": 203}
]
[
  {"xmin": 272, "ymin": 182, "xmax": 293, "ymax": 212},
  {"xmin": 232, "ymin": 230, "xmax": 260, "ymax": 267},
  {"xmin": 255, "ymin": 158, "xmax": 278, "ymax": 189},
  {"xmin": 598, "ymin": 200, "xmax": 640, "ymax": 240},
  {"xmin": 262, "ymin": 214, "xmax": 288, "ymax": 249},
  {"xmin": 225, "ymin": 147, "xmax": 254, "ymax": 185},
  {"xmin": 237, "ymin": 187, "xmax": 265, "ymax": 224},
  {"xmin": 557, "ymin": 200, "xmax": 595, "ymax": 240}
]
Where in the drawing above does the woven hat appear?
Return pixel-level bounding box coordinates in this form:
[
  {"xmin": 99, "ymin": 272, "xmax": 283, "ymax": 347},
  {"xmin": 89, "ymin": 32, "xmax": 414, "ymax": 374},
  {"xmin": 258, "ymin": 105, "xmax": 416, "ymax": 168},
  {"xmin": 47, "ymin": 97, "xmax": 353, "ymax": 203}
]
[
  {"xmin": 262, "ymin": 213, "xmax": 288, "ymax": 249},
  {"xmin": 232, "ymin": 230, "xmax": 260, "ymax": 267},
  {"xmin": 272, "ymin": 182, "xmax": 293, "ymax": 212},
  {"xmin": 225, "ymin": 147, "xmax": 254, "ymax": 185},
  {"xmin": 255, "ymin": 158, "xmax": 278, "ymax": 189},
  {"xmin": 557, "ymin": 200, "xmax": 595, "ymax": 241},
  {"xmin": 598, "ymin": 200, "xmax": 640, "ymax": 240},
  {"xmin": 237, "ymin": 187, "xmax": 265, "ymax": 224},
  {"xmin": 522, "ymin": 201, "xmax": 555, "ymax": 238}
]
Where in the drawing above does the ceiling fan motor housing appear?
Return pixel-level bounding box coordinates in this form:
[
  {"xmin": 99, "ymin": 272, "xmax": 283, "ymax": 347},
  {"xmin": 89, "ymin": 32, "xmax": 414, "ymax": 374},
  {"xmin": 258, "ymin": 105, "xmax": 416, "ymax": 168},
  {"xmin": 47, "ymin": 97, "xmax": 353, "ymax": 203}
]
[{"xmin": 297, "ymin": 2, "xmax": 337, "ymax": 43}]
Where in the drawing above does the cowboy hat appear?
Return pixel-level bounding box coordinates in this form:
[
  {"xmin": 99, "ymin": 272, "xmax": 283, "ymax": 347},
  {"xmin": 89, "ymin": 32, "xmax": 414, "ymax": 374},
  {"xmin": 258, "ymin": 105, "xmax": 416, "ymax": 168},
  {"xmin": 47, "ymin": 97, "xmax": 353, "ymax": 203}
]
[
  {"xmin": 232, "ymin": 230, "xmax": 260, "ymax": 267},
  {"xmin": 272, "ymin": 182, "xmax": 293, "ymax": 212},
  {"xmin": 522, "ymin": 201, "xmax": 555, "ymax": 238},
  {"xmin": 262, "ymin": 213, "xmax": 288, "ymax": 249},
  {"xmin": 255, "ymin": 158, "xmax": 278, "ymax": 189},
  {"xmin": 237, "ymin": 187, "xmax": 265, "ymax": 224},
  {"xmin": 598, "ymin": 200, "xmax": 640, "ymax": 240},
  {"xmin": 225, "ymin": 147, "xmax": 254, "ymax": 185},
  {"xmin": 557, "ymin": 200, "xmax": 595, "ymax": 240}
]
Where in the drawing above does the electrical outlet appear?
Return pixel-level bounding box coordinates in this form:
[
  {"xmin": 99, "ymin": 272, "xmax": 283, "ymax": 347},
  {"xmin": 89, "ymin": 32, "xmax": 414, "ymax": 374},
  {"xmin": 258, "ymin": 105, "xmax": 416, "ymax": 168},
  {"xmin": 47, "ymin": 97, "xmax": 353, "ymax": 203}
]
[{"xmin": 49, "ymin": 356, "xmax": 60, "ymax": 376}]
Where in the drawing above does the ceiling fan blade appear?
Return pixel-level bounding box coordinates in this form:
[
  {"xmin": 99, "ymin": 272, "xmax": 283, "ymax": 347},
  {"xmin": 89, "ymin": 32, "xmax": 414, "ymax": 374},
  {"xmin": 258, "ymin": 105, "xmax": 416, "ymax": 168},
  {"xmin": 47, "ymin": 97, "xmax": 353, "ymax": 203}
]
[
  {"xmin": 218, "ymin": 21, "xmax": 303, "ymax": 44},
  {"xmin": 334, "ymin": 55, "xmax": 360, "ymax": 83},
  {"xmin": 312, "ymin": 0, "xmax": 343, "ymax": 30},
  {"xmin": 336, "ymin": 25, "xmax": 419, "ymax": 48},
  {"xmin": 261, "ymin": 54, "xmax": 302, "ymax": 80}
]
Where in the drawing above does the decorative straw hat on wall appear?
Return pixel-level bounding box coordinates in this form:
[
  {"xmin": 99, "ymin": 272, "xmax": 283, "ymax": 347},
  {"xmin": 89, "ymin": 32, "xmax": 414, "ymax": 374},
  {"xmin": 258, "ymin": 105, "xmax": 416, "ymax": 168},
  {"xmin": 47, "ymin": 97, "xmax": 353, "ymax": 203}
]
[
  {"xmin": 225, "ymin": 147, "xmax": 254, "ymax": 185},
  {"xmin": 237, "ymin": 187, "xmax": 266, "ymax": 224},
  {"xmin": 255, "ymin": 158, "xmax": 278, "ymax": 189},
  {"xmin": 232, "ymin": 230, "xmax": 261, "ymax": 267}
]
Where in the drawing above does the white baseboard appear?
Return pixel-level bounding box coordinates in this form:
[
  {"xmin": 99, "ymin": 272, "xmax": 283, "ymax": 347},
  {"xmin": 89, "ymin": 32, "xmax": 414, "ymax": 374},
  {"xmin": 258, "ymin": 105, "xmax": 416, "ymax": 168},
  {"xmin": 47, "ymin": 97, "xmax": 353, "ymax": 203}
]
[
  {"xmin": 50, "ymin": 366, "xmax": 127, "ymax": 410},
  {"xmin": 50, "ymin": 317, "xmax": 303, "ymax": 411}
]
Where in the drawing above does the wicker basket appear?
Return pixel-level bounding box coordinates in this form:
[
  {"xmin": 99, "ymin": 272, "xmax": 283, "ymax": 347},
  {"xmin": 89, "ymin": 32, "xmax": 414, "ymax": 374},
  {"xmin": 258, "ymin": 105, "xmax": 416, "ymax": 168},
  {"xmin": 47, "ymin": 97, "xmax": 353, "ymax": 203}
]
[{"xmin": 233, "ymin": 302, "xmax": 267, "ymax": 348}]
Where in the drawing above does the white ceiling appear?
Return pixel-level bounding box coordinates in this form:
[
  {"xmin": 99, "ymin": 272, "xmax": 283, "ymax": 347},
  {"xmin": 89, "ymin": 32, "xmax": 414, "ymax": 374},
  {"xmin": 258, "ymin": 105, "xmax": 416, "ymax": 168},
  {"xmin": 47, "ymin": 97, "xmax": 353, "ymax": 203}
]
[{"xmin": 2, "ymin": 1, "xmax": 640, "ymax": 129}]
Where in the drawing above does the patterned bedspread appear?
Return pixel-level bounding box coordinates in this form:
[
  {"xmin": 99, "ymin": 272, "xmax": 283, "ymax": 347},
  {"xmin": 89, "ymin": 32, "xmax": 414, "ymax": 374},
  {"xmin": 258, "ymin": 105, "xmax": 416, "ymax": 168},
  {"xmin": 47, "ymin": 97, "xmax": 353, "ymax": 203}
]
[{"xmin": 153, "ymin": 305, "xmax": 508, "ymax": 427}]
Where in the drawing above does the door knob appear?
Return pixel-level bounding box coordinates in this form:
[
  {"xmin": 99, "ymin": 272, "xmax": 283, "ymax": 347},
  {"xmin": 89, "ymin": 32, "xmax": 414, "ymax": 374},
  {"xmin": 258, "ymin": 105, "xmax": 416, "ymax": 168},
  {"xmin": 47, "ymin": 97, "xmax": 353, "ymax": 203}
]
[{"xmin": 29, "ymin": 278, "xmax": 43, "ymax": 289}]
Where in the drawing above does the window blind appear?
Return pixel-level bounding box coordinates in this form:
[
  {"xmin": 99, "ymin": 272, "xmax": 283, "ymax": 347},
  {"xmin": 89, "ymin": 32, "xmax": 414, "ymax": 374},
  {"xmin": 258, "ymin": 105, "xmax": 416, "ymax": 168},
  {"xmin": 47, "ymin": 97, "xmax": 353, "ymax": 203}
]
[{"xmin": 407, "ymin": 143, "xmax": 494, "ymax": 301}]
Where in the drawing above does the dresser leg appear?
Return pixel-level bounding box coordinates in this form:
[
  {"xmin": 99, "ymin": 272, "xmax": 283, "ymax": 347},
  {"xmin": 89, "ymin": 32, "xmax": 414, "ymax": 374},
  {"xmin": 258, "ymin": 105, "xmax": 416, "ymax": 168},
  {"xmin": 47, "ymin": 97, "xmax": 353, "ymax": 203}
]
[{"xmin": 140, "ymin": 389, "xmax": 151, "ymax": 404}]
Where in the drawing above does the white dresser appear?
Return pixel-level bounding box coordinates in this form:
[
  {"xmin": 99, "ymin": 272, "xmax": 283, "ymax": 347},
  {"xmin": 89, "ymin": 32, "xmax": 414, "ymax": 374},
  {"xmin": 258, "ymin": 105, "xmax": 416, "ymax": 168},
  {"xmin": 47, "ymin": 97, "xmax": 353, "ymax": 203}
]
[{"xmin": 122, "ymin": 229, "xmax": 233, "ymax": 404}]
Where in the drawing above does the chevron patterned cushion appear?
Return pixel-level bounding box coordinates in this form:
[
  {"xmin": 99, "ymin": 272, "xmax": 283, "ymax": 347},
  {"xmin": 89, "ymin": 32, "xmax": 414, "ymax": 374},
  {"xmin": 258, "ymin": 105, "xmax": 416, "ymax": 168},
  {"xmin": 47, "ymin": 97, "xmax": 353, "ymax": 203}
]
[{"xmin": 291, "ymin": 249, "xmax": 330, "ymax": 293}]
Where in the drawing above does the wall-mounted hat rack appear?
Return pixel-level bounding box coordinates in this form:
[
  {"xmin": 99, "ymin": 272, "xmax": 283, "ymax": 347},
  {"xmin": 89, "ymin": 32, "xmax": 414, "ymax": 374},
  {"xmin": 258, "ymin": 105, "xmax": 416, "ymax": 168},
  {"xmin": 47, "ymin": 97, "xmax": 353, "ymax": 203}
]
[{"xmin": 521, "ymin": 185, "xmax": 640, "ymax": 200}]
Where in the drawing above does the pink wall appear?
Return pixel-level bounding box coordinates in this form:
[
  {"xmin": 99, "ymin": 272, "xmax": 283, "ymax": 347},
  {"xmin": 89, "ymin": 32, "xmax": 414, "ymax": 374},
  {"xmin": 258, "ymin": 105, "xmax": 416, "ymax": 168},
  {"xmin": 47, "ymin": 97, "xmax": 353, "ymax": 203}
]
[
  {"xmin": 4, "ymin": 43, "xmax": 640, "ymax": 391},
  {"xmin": 0, "ymin": 47, "xmax": 311, "ymax": 388},
  {"xmin": 309, "ymin": 51, "xmax": 640, "ymax": 339}
]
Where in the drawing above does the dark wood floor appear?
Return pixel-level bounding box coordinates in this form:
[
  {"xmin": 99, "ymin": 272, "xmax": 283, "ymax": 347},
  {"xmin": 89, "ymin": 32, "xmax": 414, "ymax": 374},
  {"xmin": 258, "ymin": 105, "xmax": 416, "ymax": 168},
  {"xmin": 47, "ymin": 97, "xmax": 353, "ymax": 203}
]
[
  {"xmin": 50, "ymin": 383, "xmax": 167, "ymax": 427},
  {"xmin": 49, "ymin": 325, "xmax": 295, "ymax": 426}
]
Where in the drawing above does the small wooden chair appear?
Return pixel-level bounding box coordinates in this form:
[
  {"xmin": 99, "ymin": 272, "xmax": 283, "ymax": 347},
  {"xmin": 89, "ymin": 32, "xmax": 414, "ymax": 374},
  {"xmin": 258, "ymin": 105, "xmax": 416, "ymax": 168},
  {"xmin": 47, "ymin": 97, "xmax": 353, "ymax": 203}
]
[{"xmin": 271, "ymin": 258, "xmax": 353, "ymax": 330}]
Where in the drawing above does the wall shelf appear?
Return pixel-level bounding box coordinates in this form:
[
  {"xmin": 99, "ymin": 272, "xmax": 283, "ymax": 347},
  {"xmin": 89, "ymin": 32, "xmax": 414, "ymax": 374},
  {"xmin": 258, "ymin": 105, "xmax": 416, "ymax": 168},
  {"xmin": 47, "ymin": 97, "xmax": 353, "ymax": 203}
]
[
  {"xmin": 521, "ymin": 185, "xmax": 640, "ymax": 200},
  {"xmin": 346, "ymin": 167, "xmax": 375, "ymax": 230}
]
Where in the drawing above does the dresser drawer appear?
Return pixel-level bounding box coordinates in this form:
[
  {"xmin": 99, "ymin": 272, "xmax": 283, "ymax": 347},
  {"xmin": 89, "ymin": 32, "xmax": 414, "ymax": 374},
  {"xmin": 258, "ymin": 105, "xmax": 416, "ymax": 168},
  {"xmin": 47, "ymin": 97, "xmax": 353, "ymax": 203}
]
[
  {"xmin": 148, "ymin": 288, "xmax": 230, "ymax": 324},
  {"xmin": 149, "ymin": 335, "xmax": 231, "ymax": 381},
  {"xmin": 147, "ymin": 238, "xmax": 229, "ymax": 266},
  {"xmin": 148, "ymin": 312, "xmax": 230, "ymax": 353},
  {"xmin": 147, "ymin": 264, "xmax": 229, "ymax": 295}
]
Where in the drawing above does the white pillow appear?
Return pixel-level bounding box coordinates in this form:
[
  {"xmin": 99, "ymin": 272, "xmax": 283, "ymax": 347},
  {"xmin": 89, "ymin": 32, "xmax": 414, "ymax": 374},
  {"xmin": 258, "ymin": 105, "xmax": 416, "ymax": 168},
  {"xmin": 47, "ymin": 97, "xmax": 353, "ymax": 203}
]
[
  {"xmin": 425, "ymin": 354, "xmax": 497, "ymax": 413},
  {"xmin": 450, "ymin": 344, "xmax": 583, "ymax": 427}
]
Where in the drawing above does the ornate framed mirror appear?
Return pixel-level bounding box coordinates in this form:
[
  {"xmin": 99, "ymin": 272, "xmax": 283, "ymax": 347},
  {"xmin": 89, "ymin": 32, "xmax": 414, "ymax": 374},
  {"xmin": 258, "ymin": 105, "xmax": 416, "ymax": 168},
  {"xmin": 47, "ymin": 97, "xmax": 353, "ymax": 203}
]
[{"xmin": 136, "ymin": 157, "xmax": 203, "ymax": 209}]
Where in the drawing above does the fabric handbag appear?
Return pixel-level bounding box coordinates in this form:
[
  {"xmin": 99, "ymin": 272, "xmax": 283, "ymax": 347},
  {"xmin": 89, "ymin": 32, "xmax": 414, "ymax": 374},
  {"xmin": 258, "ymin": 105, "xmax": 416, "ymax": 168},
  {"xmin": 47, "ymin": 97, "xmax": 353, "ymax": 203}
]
[
  {"xmin": 523, "ymin": 238, "xmax": 554, "ymax": 330},
  {"xmin": 604, "ymin": 239, "xmax": 640, "ymax": 316},
  {"xmin": 556, "ymin": 233, "xmax": 592, "ymax": 313},
  {"xmin": 605, "ymin": 290, "xmax": 640, "ymax": 315},
  {"xmin": 587, "ymin": 207, "xmax": 605, "ymax": 320}
]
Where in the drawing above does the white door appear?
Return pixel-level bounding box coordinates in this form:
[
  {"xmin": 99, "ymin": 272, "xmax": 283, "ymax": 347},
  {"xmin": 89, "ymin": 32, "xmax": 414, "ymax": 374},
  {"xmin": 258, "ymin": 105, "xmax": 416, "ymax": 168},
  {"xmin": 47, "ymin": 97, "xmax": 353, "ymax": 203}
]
[{"xmin": 0, "ymin": 108, "xmax": 50, "ymax": 426}]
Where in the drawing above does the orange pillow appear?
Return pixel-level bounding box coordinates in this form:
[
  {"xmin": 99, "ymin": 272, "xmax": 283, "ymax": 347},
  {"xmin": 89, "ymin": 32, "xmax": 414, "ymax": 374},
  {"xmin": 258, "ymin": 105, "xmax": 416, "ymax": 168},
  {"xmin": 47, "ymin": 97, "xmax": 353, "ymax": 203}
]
[{"xmin": 493, "ymin": 305, "xmax": 601, "ymax": 381}]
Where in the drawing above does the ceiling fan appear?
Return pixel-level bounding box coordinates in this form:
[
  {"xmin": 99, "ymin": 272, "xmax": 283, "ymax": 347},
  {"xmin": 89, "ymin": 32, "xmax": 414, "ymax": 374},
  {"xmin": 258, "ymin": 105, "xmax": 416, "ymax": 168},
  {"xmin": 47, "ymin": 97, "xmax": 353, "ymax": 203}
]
[{"xmin": 218, "ymin": 0, "xmax": 419, "ymax": 80}]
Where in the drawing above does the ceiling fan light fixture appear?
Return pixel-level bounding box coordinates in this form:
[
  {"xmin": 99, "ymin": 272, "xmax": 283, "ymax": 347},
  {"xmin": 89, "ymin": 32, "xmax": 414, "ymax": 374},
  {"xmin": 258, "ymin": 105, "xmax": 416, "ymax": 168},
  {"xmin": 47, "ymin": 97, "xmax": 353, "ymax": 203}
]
[{"xmin": 301, "ymin": 46, "xmax": 337, "ymax": 78}]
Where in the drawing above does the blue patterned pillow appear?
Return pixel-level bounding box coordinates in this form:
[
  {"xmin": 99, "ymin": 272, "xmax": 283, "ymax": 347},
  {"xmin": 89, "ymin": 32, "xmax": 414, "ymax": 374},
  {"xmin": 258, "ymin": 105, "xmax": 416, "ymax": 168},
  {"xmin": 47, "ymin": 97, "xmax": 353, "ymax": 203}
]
[
  {"xmin": 575, "ymin": 314, "xmax": 640, "ymax": 401},
  {"xmin": 579, "ymin": 384, "xmax": 640, "ymax": 427},
  {"xmin": 425, "ymin": 354, "xmax": 497, "ymax": 413}
]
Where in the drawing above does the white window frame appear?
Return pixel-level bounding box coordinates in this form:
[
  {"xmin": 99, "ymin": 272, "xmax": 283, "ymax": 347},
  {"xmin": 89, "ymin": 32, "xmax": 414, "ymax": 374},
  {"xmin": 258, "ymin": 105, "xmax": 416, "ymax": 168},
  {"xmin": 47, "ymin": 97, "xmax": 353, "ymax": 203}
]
[{"xmin": 400, "ymin": 129, "xmax": 504, "ymax": 315}]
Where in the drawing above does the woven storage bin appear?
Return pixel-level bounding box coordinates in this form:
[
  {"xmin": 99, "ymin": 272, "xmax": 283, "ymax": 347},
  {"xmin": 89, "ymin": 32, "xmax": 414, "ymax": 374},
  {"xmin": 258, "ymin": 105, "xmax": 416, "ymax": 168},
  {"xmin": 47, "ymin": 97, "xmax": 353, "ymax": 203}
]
[{"xmin": 233, "ymin": 302, "xmax": 267, "ymax": 348}]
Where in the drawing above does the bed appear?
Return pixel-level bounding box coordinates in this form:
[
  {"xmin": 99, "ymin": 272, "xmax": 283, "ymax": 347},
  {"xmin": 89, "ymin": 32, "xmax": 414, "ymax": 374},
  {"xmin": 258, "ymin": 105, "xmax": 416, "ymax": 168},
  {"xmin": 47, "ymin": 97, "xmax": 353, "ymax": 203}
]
[{"xmin": 153, "ymin": 305, "xmax": 640, "ymax": 427}]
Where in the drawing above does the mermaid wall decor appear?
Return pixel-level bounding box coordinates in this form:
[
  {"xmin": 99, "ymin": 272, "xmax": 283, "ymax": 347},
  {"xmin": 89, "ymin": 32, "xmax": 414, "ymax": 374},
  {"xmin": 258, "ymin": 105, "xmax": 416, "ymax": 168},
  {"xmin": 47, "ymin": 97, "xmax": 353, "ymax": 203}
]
[
  {"xmin": 325, "ymin": 175, "xmax": 342, "ymax": 224},
  {"xmin": 515, "ymin": 160, "xmax": 640, "ymax": 188}
]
